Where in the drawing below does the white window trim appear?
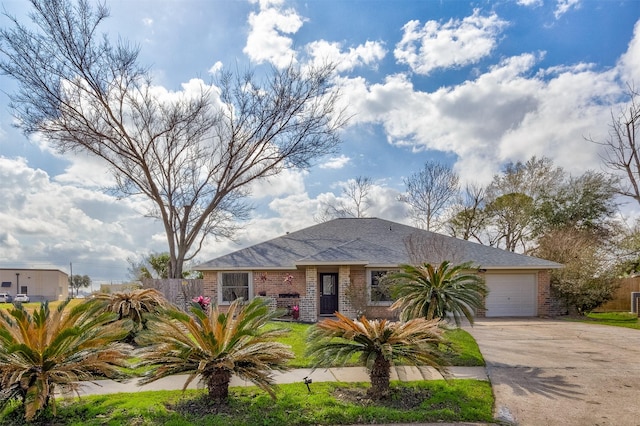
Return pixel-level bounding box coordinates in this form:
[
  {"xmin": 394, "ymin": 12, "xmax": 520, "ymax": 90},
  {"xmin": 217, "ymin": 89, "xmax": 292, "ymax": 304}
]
[
  {"xmin": 367, "ymin": 268, "xmax": 394, "ymax": 306},
  {"xmin": 218, "ymin": 271, "xmax": 253, "ymax": 305}
]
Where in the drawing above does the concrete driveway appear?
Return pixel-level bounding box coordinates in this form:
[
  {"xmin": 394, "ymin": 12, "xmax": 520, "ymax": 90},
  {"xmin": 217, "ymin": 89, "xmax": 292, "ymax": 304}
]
[{"xmin": 466, "ymin": 319, "xmax": 640, "ymax": 426}]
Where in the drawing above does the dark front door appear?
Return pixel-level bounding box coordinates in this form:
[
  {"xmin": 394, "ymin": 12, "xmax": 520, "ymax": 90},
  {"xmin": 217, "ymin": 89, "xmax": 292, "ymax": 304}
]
[{"xmin": 319, "ymin": 273, "xmax": 339, "ymax": 315}]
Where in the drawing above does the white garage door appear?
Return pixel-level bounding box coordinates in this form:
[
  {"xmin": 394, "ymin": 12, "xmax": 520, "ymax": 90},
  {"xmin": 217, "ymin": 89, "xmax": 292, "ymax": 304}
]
[{"xmin": 485, "ymin": 273, "xmax": 537, "ymax": 317}]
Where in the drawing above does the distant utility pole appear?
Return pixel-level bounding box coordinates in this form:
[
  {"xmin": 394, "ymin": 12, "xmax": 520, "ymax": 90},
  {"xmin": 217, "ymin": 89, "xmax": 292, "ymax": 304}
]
[{"xmin": 69, "ymin": 262, "xmax": 73, "ymax": 298}]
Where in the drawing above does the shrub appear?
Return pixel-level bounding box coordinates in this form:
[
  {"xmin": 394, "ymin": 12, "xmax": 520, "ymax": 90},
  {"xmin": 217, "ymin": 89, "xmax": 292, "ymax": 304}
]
[
  {"xmin": 0, "ymin": 299, "xmax": 132, "ymax": 421},
  {"xmin": 136, "ymin": 297, "xmax": 294, "ymax": 402},
  {"xmin": 307, "ymin": 312, "xmax": 445, "ymax": 399}
]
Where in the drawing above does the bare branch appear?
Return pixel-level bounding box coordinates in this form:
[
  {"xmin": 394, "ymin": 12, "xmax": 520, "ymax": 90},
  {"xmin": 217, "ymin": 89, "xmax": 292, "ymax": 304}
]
[
  {"xmin": 0, "ymin": 0, "xmax": 347, "ymax": 277},
  {"xmin": 590, "ymin": 85, "xmax": 640, "ymax": 204},
  {"xmin": 402, "ymin": 161, "xmax": 459, "ymax": 231}
]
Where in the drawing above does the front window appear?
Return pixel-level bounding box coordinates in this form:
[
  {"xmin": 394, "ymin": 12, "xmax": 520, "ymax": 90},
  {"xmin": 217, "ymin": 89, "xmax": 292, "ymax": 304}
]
[
  {"xmin": 219, "ymin": 272, "xmax": 251, "ymax": 304},
  {"xmin": 369, "ymin": 270, "xmax": 393, "ymax": 305}
]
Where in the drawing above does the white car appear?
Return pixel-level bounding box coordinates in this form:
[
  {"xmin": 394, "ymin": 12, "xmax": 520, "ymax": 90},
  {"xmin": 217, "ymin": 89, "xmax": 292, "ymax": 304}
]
[
  {"xmin": 0, "ymin": 292, "xmax": 11, "ymax": 303},
  {"xmin": 14, "ymin": 294, "xmax": 30, "ymax": 303}
]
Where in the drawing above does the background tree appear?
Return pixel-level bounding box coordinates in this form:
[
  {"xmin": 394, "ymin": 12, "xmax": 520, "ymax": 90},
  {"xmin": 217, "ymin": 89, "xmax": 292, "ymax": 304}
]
[
  {"xmin": 486, "ymin": 156, "xmax": 564, "ymax": 201},
  {"xmin": 534, "ymin": 228, "xmax": 619, "ymax": 315},
  {"xmin": 403, "ymin": 232, "xmax": 464, "ymax": 265},
  {"xmin": 402, "ymin": 161, "xmax": 459, "ymax": 231},
  {"xmin": 614, "ymin": 220, "xmax": 640, "ymax": 276},
  {"xmin": 129, "ymin": 252, "xmax": 203, "ymax": 280},
  {"xmin": 307, "ymin": 313, "xmax": 445, "ymax": 399},
  {"xmin": 534, "ymin": 171, "xmax": 618, "ymax": 237},
  {"xmin": 484, "ymin": 192, "xmax": 535, "ymax": 252},
  {"xmin": 69, "ymin": 274, "xmax": 91, "ymax": 298},
  {"xmin": 446, "ymin": 184, "xmax": 487, "ymax": 243},
  {"xmin": 530, "ymin": 171, "xmax": 619, "ymax": 314},
  {"xmin": 316, "ymin": 176, "xmax": 372, "ymax": 221},
  {"xmin": 592, "ymin": 86, "xmax": 640, "ymax": 205},
  {"xmin": 481, "ymin": 157, "xmax": 565, "ymax": 252},
  {"xmin": 128, "ymin": 253, "xmax": 170, "ymax": 280},
  {"xmin": 0, "ymin": 0, "xmax": 346, "ymax": 278}
]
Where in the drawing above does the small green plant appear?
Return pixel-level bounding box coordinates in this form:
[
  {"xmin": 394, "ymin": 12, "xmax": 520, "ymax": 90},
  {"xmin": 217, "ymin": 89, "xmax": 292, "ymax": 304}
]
[
  {"xmin": 307, "ymin": 312, "xmax": 445, "ymax": 399},
  {"xmin": 95, "ymin": 288, "xmax": 169, "ymax": 343},
  {"xmin": 0, "ymin": 299, "xmax": 132, "ymax": 421},
  {"xmin": 386, "ymin": 261, "xmax": 488, "ymax": 325},
  {"xmin": 137, "ymin": 297, "xmax": 294, "ymax": 402}
]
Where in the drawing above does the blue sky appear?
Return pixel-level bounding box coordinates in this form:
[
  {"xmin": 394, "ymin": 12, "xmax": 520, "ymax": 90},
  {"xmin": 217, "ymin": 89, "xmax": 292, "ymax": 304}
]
[{"xmin": 0, "ymin": 0, "xmax": 639, "ymax": 284}]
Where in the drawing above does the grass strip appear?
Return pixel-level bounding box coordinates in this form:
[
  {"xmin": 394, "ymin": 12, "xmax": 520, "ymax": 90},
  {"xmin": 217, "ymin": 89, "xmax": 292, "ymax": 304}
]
[
  {"xmin": 0, "ymin": 380, "xmax": 493, "ymax": 426},
  {"xmin": 576, "ymin": 312, "xmax": 640, "ymax": 330}
]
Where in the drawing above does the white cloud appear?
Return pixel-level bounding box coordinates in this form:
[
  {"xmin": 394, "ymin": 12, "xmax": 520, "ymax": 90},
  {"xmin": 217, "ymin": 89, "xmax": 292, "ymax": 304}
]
[
  {"xmin": 0, "ymin": 156, "xmax": 165, "ymax": 280},
  {"xmin": 244, "ymin": 0, "xmax": 305, "ymax": 67},
  {"xmin": 249, "ymin": 169, "xmax": 307, "ymax": 198},
  {"xmin": 618, "ymin": 20, "xmax": 640, "ymax": 84},
  {"xmin": 142, "ymin": 18, "xmax": 153, "ymax": 27},
  {"xmin": 394, "ymin": 9, "xmax": 508, "ymax": 75},
  {"xmin": 320, "ymin": 155, "xmax": 350, "ymax": 169},
  {"xmin": 517, "ymin": 0, "xmax": 542, "ymax": 6},
  {"xmin": 54, "ymin": 152, "xmax": 115, "ymax": 189},
  {"xmin": 554, "ymin": 0, "xmax": 581, "ymax": 19},
  {"xmin": 340, "ymin": 25, "xmax": 639, "ymax": 186},
  {"xmin": 208, "ymin": 61, "xmax": 223, "ymax": 75},
  {"xmin": 307, "ymin": 40, "xmax": 387, "ymax": 72}
]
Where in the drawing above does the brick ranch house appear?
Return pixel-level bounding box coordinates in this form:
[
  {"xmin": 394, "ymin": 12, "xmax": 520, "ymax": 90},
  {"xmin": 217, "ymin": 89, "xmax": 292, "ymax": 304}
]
[{"xmin": 196, "ymin": 218, "xmax": 562, "ymax": 322}]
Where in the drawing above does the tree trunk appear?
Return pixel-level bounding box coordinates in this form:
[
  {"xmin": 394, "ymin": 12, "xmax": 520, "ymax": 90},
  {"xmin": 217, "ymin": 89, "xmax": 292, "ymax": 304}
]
[
  {"xmin": 426, "ymin": 294, "xmax": 437, "ymax": 320},
  {"xmin": 367, "ymin": 355, "xmax": 391, "ymax": 399},
  {"xmin": 207, "ymin": 368, "xmax": 232, "ymax": 401}
]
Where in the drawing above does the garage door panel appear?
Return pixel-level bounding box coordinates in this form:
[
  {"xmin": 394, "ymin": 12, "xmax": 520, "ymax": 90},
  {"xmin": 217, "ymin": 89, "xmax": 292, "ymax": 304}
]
[{"xmin": 485, "ymin": 274, "xmax": 537, "ymax": 317}]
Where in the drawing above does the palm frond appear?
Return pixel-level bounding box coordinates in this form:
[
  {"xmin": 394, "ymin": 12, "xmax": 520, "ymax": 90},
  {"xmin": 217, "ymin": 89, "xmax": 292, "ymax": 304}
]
[
  {"xmin": 137, "ymin": 297, "xmax": 294, "ymax": 401},
  {"xmin": 307, "ymin": 312, "xmax": 446, "ymax": 370},
  {"xmin": 0, "ymin": 300, "xmax": 133, "ymax": 421},
  {"xmin": 388, "ymin": 261, "xmax": 488, "ymax": 325}
]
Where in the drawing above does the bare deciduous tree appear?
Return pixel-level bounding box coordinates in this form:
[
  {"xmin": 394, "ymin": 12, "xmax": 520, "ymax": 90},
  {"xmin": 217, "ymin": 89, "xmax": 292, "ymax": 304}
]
[
  {"xmin": 316, "ymin": 176, "xmax": 372, "ymax": 221},
  {"xmin": 0, "ymin": 0, "xmax": 347, "ymax": 277},
  {"xmin": 343, "ymin": 176, "xmax": 373, "ymax": 218},
  {"xmin": 402, "ymin": 161, "xmax": 459, "ymax": 231},
  {"xmin": 445, "ymin": 183, "xmax": 487, "ymax": 243},
  {"xmin": 403, "ymin": 232, "xmax": 464, "ymax": 265},
  {"xmin": 591, "ymin": 86, "xmax": 640, "ymax": 204}
]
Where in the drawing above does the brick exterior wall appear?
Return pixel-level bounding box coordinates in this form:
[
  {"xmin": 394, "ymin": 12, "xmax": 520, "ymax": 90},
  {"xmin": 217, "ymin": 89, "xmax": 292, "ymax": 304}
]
[
  {"xmin": 301, "ymin": 267, "xmax": 318, "ymax": 322},
  {"xmin": 338, "ymin": 265, "xmax": 358, "ymax": 318},
  {"xmin": 341, "ymin": 266, "xmax": 395, "ymax": 320},
  {"xmin": 537, "ymin": 270, "xmax": 552, "ymax": 317},
  {"xmin": 203, "ymin": 267, "xmax": 555, "ymax": 321},
  {"xmin": 203, "ymin": 271, "xmax": 217, "ymax": 304}
]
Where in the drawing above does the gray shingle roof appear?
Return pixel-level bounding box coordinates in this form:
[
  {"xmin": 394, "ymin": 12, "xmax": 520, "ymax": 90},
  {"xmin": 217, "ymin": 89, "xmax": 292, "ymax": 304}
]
[{"xmin": 196, "ymin": 218, "xmax": 562, "ymax": 270}]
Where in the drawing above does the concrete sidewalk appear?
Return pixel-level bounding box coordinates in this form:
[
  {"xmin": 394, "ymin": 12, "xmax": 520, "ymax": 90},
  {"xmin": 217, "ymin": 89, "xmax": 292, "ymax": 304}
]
[{"xmin": 69, "ymin": 366, "xmax": 488, "ymax": 396}]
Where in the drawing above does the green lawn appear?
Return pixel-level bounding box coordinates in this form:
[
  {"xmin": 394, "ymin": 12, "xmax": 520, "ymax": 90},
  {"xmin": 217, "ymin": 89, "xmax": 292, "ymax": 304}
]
[
  {"xmin": 0, "ymin": 380, "xmax": 493, "ymax": 426},
  {"xmin": 578, "ymin": 312, "xmax": 640, "ymax": 330},
  {"xmin": 0, "ymin": 313, "xmax": 491, "ymax": 425},
  {"xmin": 268, "ymin": 320, "xmax": 484, "ymax": 368}
]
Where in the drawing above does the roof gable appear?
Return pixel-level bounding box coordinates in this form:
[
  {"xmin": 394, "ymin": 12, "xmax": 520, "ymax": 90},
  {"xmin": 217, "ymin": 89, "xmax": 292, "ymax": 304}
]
[{"xmin": 196, "ymin": 218, "xmax": 562, "ymax": 270}]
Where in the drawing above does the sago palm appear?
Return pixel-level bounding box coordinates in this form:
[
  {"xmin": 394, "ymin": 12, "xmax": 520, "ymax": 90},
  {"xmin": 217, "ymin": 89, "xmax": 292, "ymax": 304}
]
[
  {"xmin": 95, "ymin": 288, "xmax": 169, "ymax": 342},
  {"xmin": 388, "ymin": 261, "xmax": 488, "ymax": 325},
  {"xmin": 137, "ymin": 297, "xmax": 294, "ymax": 402},
  {"xmin": 0, "ymin": 300, "xmax": 132, "ymax": 421},
  {"xmin": 306, "ymin": 312, "xmax": 445, "ymax": 399}
]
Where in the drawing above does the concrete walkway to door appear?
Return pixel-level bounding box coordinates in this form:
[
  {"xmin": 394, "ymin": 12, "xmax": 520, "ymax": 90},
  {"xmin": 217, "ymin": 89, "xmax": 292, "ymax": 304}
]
[{"xmin": 465, "ymin": 319, "xmax": 640, "ymax": 426}]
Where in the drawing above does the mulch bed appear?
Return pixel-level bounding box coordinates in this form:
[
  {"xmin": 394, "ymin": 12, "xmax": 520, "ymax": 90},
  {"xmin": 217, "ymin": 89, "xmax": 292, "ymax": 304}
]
[{"xmin": 331, "ymin": 386, "xmax": 432, "ymax": 410}]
